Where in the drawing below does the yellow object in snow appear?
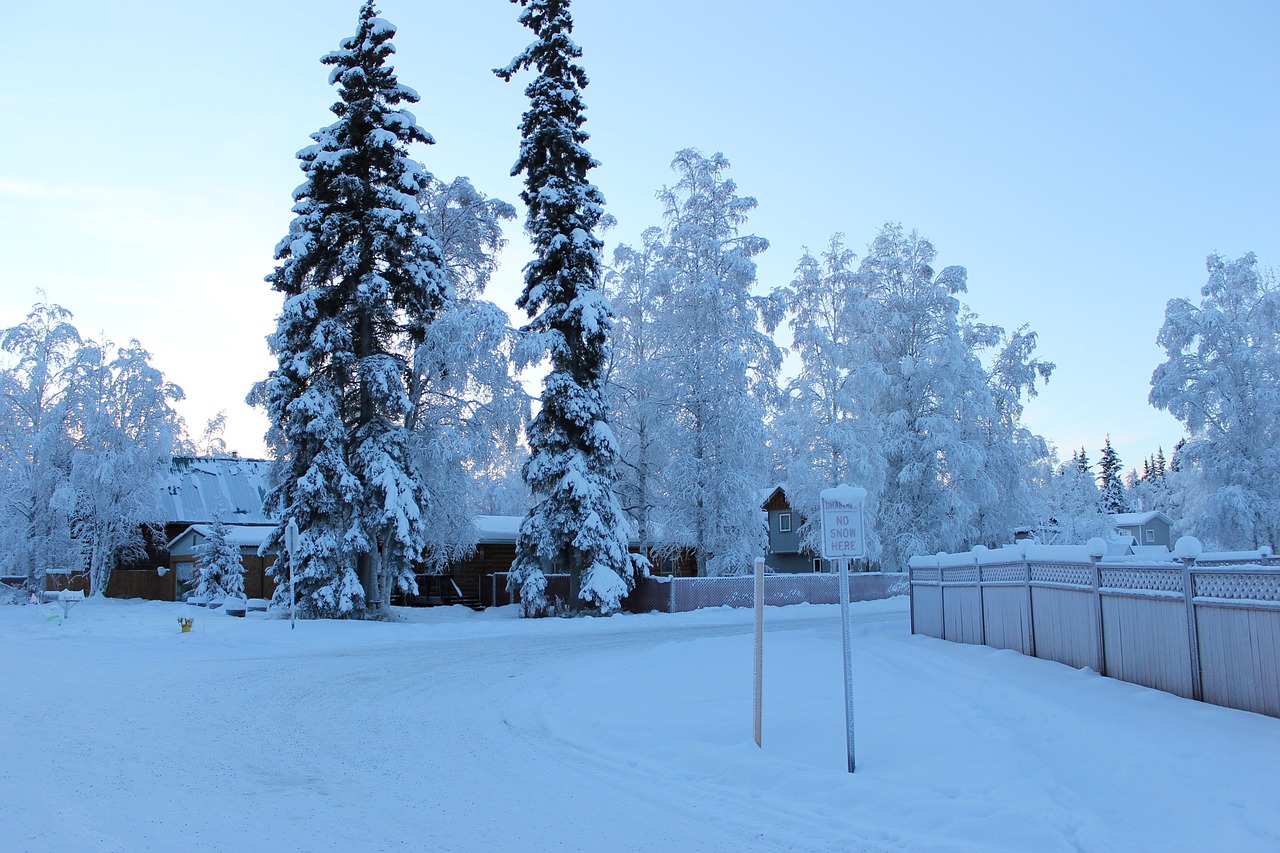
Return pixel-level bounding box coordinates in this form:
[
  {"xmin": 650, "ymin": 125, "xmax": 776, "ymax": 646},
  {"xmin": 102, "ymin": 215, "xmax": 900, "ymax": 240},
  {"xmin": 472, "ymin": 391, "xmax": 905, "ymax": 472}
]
[{"xmin": 178, "ymin": 617, "xmax": 194, "ymax": 633}]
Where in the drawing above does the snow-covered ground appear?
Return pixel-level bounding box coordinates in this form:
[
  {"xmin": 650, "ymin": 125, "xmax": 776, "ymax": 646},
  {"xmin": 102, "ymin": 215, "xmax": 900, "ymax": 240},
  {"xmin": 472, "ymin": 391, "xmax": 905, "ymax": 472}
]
[{"xmin": 2, "ymin": 596, "xmax": 1277, "ymax": 852}]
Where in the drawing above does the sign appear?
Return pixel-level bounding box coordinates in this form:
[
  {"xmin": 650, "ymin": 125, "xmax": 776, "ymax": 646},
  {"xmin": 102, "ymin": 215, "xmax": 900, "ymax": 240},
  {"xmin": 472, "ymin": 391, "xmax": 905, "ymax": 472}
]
[{"xmin": 819, "ymin": 485, "xmax": 867, "ymax": 560}]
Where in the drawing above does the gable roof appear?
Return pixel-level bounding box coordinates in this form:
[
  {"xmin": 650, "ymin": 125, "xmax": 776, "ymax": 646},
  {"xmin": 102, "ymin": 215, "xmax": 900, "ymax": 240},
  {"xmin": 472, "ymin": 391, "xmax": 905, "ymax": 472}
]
[
  {"xmin": 166, "ymin": 523, "xmax": 275, "ymax": 555},
  {"xmin": 160, "ymin": 456, "xmax": 273, "ymax": 525},
  {"xmin": 1112, "ymin": 510, "xmax": 1173, "ymax": 527}
]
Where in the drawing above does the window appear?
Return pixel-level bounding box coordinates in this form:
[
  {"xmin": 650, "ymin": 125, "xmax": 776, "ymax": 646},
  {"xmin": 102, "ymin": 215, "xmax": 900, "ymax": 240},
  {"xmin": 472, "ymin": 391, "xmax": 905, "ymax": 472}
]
[
  {"xmin": 779, "ymin": 512, "xmax": 792, "ymax": 533},
  {"xmin": 1145, "ymin": 529, "xmax": 1155, "ymax": 543},
  {"xmin": 813, "ymin": 559, "xmax": 825, "ymax": 573}
]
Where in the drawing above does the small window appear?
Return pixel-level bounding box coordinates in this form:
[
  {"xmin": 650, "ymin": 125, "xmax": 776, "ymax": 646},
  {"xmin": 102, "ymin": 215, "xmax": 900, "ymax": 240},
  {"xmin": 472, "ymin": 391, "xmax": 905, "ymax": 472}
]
[
  {"xmin": 779, "ymin": 512, "xmax": 792, "ymax": 533},
  {"xmin": 1145, "ymin": 529, "xmax": 1155, "ymax": 543},
  {"xmin": 813, "ymin": 559, "xmax": 824, "ymax": 573}
]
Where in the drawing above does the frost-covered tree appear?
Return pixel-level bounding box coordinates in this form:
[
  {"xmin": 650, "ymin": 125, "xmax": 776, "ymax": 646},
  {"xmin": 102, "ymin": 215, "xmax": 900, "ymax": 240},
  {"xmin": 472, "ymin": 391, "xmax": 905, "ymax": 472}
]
[
  {"xmin": 0, "ymin": 301, "xmax": 82, "ymax": 594},
  {"xmin": 496, "ymin": 0, "xmax": 641, "ymax": 614},
  {"xmin": 251, "ymin": 2, "xmax": 448, "ymax": 617},
  {"xmin": 65, "ymin": 339, "xmax": 184, "ymax": 597},
  {"xmin": 1096, "ymin": 436, "xmax": 1130, "ymax": 515},
  {"xmin": 1150, "ymin": 252, "xmax": 1279, "ymax": 549},
  {"xmin": 407, "ymin": 176, "xmax": 528, "ymax": 569},
  {"xmin": 652, "ymin": 149, "xmax": 783, "ymax": 576},
  {"xmin": 849, "ymin": 226, "xmax": 991, "ymax": 569},
  {"xmin": 193, "ymin": 516, "xmax": 245, "ymax": 601},
  {"xmin": 604, "ymin": 227, "xmax": 673, "ymax": 558},
  {"xmin": 1040, "ymin": 453, "xmax": 1113, "ymax": 544},
  {"xmin": 776, "ymin": 235, "xmax": 883, "ymax": 558}
]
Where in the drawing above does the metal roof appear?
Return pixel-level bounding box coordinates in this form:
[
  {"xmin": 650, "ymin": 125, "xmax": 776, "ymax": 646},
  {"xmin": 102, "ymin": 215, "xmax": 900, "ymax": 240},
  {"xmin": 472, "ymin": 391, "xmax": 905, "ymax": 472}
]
[{"xmin": 160, "ymin": 456, "xmax": 273, "ymax": 525}]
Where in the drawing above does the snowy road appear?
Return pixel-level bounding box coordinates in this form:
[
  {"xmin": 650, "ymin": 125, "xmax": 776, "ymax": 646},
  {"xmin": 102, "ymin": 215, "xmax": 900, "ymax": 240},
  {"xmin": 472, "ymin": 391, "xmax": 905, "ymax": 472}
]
[{"xmin": 2, "ymin": 598, "xmax": 1277, "ymax": 852}]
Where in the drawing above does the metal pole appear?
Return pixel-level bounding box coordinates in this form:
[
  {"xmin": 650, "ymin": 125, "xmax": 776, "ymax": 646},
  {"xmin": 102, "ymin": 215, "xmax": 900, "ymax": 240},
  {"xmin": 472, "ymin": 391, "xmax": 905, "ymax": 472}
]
[
  {"xmin": 286, "ymin": 518, "xmax": 299, "ymax": 631},
  {"xmin": 839, "ymin": 556, "xmax": 855, "ymax": 773},
  {"xmin": 754, "ymin": 556, "xmax": 765, "ymax": 748}
]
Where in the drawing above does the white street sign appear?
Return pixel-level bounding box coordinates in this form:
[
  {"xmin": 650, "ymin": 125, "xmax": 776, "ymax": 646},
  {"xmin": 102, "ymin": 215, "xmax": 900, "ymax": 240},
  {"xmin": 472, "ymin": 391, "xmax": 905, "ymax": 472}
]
[{"xmin": 819, "ymin": 485, "xmax": 867, "ymax": 560}]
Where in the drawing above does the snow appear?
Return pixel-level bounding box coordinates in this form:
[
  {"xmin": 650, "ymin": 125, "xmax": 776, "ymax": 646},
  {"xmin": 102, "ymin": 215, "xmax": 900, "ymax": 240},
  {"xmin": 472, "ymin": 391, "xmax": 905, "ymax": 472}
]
[{"xmin": 3, "ymin": 596, "xmax": 1277, "ymax": 851}]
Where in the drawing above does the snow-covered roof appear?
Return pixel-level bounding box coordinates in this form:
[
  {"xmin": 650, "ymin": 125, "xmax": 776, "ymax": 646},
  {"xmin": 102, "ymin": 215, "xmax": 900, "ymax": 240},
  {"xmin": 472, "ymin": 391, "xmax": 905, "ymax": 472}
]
[
  {"xmin": 1130, "ymin": 545, "xmax": 1172, "ymax": 559},
  {"xmin": 160, "ymin": 456, "xmax": 272, "ymax": 525},
  {"xmin": 166, "ymin": 523, "xmax": 275, "ymax": 555},
  {"xmin": 1111, "ymin": 511, "xmax": 1173, "ymax": 527},
  {"xmin": 474, "ymin": 515, "xmax": 523, "ymax": 544}
]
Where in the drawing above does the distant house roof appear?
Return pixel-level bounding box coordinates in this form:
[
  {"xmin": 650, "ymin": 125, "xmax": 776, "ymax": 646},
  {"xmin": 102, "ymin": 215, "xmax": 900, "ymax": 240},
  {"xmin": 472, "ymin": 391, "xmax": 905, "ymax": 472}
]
[
  {"xmin": 1112, "ymin": 511, "xmax": 1173, "ymax": 527},
  {"xmin": 166, "ymin": 523, "xmax": 275, "ymax": 555},
  {"xmin": 761, "ymin": 485, "xmax": 791, "ymax": 512},
  {"xmin": 161, "ymin": 456, "xmax": 272, "ymax": 525}
]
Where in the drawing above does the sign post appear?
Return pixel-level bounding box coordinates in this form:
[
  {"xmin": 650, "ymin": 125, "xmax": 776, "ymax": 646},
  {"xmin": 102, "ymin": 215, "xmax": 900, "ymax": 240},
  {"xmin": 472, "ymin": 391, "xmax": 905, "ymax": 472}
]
[
  {"xmin": 819, "ymin": 485, "xmax": 867, "ymax": 774},
  {"xmin": 285, "ymin": 518, "xmax": 299, "ymax": 631},
  {"xmin": 753, "ymin": 556, "xmax": 765, "ymax": 748}
]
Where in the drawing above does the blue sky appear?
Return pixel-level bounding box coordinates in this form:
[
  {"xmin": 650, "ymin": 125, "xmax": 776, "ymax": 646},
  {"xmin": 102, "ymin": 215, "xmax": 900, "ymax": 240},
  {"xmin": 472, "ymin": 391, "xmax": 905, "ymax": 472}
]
[{"xmin": 1, "ymin": 0, "xmax": 1276, "ymax": 474}]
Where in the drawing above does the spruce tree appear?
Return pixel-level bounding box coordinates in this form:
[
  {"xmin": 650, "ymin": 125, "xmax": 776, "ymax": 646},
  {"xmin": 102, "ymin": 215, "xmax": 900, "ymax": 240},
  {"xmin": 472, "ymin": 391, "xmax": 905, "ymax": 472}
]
[
  {"xmin": 1097, "ymin": 436, "xmax": 1129, "ymax": 515},
  {"xmin": 193, "ymin": 516, "xmax": 245, "ymax": 601},
  {"xmin": 251, "ymin": 1, "xmax": 446, "ymax": 617},
  {"xmin": 496, "ymin": 0, "xmax": 640, "ymax": 614}
]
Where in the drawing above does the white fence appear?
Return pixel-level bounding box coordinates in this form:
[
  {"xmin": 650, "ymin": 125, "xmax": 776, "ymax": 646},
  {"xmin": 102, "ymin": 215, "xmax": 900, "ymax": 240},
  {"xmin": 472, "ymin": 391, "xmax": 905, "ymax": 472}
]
[{"xmin": 909, "ymin": 546, "xmax": 1280, "ymax": 718}]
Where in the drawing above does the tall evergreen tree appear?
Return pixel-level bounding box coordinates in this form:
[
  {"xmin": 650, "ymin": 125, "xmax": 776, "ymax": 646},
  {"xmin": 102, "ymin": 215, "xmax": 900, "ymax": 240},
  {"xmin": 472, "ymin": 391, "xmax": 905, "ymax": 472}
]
[
  {"xmin": 1097, "ymin": 436, "xmax": 1129, "ymax": 514},
  {"xmin": 496, "ymin": 0, "xmax": 640, "ymax": 614},
  {"xmin": 251, "ymin": 2, "xmax": 447, "ymax": 617}
]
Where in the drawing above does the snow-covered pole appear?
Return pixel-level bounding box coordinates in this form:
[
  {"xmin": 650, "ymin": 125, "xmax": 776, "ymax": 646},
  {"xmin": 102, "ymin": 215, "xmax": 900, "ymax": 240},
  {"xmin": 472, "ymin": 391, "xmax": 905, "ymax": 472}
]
[
  {"xmin": 819, "ymin": 484, "xmax": 868, "ymax": 774},
  {"xmin": 754, "ymin": 556, "xmax": 765, "ymax": 748},
  {"xmin": 286, "ymin": 518, "xmax": 299, "ymax": 630}
]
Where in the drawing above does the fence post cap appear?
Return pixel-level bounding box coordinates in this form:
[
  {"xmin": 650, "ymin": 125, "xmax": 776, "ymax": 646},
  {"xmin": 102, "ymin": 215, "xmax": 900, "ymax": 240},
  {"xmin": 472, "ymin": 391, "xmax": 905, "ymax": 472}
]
[{"xmin": 1174, "ymin": 536, "xmax": 1203, "ymax": 560}]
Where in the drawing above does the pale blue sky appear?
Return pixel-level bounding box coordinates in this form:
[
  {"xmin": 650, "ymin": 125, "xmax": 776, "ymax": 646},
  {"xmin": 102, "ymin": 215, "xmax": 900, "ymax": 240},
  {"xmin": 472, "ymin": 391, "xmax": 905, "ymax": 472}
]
[{"xmin": 1, "ymin": 0, "xmax": 1276, "ymax": 474}]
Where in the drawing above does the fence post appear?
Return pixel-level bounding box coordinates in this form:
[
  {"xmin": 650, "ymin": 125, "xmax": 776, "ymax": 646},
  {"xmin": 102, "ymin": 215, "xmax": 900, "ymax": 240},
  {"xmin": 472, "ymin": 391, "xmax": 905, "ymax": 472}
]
[
  {"xmin": 1091, "ymin": 556, "xmax": 1106, "ymax": 676},
  {"xmin": 1182, "ymin": 560, "xmax": 1203, "ymax": 702},
  {"xmin": 1025, "ymin": 557, "xmax": 1036, "ymax": 658},
  {"xmin": 669, "ymin": 573, "xmax": 676, "ymax": 613},
  {"xmin": 976, "ymin": 557, "xmax": 987, "ymax": 647}
]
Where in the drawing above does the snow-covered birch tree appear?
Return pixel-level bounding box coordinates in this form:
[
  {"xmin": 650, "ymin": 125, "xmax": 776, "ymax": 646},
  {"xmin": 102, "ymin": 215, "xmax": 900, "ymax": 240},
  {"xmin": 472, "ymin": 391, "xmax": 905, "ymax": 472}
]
[
  {"xmin": 496, "ymin": 0, "xmax": 641, "ymax": 614},
  {"xmin": 777, "ymin": 235, "xmax": 884, "ymax": 559},
  {"xmin": 65, "ymin": 339, "xmax": 184, "ymax": 597},
  {"xmin": 655, "ymin": 149, "xmax": 783, "ymax": 576},
  {"xmin": 0, "ymin": 301, "xmax": 82, "ymax": 594},
  {"xmin": 407, "ymin": 176, "xmax": 528, "ymax": 569},
  {"xmin": 1150, "ymin": 252, "xmax": 1279, "ymax": 550},
  {"xmin": 251, "ymin": 1, "xmax": 448, "ymax": 617},
  {"xmin": 604, "ymin": 227, "xmax": 673, "ymax": 560}
]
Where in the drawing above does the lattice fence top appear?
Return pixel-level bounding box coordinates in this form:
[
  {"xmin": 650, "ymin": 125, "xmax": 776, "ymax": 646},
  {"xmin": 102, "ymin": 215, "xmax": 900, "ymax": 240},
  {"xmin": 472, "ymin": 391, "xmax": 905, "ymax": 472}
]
[
  {"xmin": 1193, "ymin": 570, "xmax": 1280, "ymax": 602},
  {"xmin": 911, "ymin": 566, "xmax": 941, "ymax": 583},
  {"xmin": 981, "ymin": 562, "xmax": 1026, "ymax": 583},
  {"xmin": 1100, "ymin": 567, "xmax": 1184, "ymax": 593},
  {"xmin": 941, "ymin": 565, "xmax": 979, "ymax": 583},
  {"xmin": 1030, "ymin": 562, "xmax": 1092, "ymax": 587}
]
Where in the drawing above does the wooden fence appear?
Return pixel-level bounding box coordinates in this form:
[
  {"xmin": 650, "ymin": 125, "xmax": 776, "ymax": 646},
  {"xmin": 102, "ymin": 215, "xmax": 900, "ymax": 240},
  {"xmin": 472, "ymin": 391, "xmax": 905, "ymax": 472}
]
[
  {"xmin": 909, "ymin": 546, "xmax": 1280, "ymax": 718},
  {"xmin": 481, "ymin": 571, "xmax": 908, "ymax": 613}
]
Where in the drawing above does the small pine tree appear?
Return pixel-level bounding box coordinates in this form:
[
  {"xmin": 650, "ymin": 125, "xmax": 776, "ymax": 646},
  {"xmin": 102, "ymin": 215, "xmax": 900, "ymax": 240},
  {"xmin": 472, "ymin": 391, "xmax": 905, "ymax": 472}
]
[
  {"xmin": 495, "ymin": 0, "xmax": 641, "ymax": 614},
  {"xmin": 193, "ymin": 517, "xmax": 245, "ymax": 600}
]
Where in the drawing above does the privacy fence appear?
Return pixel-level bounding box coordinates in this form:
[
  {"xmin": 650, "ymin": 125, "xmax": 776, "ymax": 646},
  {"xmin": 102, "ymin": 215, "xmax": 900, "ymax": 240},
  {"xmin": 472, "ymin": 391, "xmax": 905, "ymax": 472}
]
[
  {"xmin": 909, "ymin": 545, "xmax": 1280, "ymax": 718},
  {"xmin": 480, "ymin": 571, "xmax": 908, "ymax": 613}
]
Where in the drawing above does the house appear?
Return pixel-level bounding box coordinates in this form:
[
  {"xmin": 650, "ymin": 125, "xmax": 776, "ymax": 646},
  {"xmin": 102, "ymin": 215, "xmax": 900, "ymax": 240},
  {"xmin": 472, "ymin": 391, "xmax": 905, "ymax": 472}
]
[
  {"xmin": 1112, "ymin": 510, "xmax": 1174, "ymax": 549},
  {"xmin": 761, "ymin": 485, "xmax": 828, "ymax": 573}
]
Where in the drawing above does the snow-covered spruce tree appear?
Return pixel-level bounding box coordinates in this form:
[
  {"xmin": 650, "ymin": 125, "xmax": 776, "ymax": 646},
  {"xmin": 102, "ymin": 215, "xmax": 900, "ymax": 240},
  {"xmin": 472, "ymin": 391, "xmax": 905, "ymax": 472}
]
[
  {"xmin": 777, "ymin": 235, "xmax": 884, "ymax": 561},
  {"xmin": 1150, "ymin": 252, "xmax": 1279, "ymax": 550},
  {"xmin": 193, "ymin": 515, "xmax": 245, "ymax": 601},
  {"xmin": 65, "ymin": 339, "xmax": 183, "ymax": 597},
  {"xmin": 1096, "ymin": 436, "xmax": 1130, "ymax": 515},
  {"xmin": 496, "ymin": 0, "xmax": 642, "ymax": 615},
  {"xmin": 0, "ymin": 300, "xmax": 82, "ymax": 595},
  {"xmin": 655, "ymin": 150, "xmax": 783, "ymax": 576},
  {"xmin": 251, "ymin": 2, "xmax": 447, "ymax": 617}
]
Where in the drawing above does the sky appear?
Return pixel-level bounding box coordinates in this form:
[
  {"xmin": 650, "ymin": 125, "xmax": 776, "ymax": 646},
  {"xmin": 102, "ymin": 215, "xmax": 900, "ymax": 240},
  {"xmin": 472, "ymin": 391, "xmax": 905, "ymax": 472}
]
[{"xmin": 1, "ymin": 0, "xmax": 1277, "ymax": 473}]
